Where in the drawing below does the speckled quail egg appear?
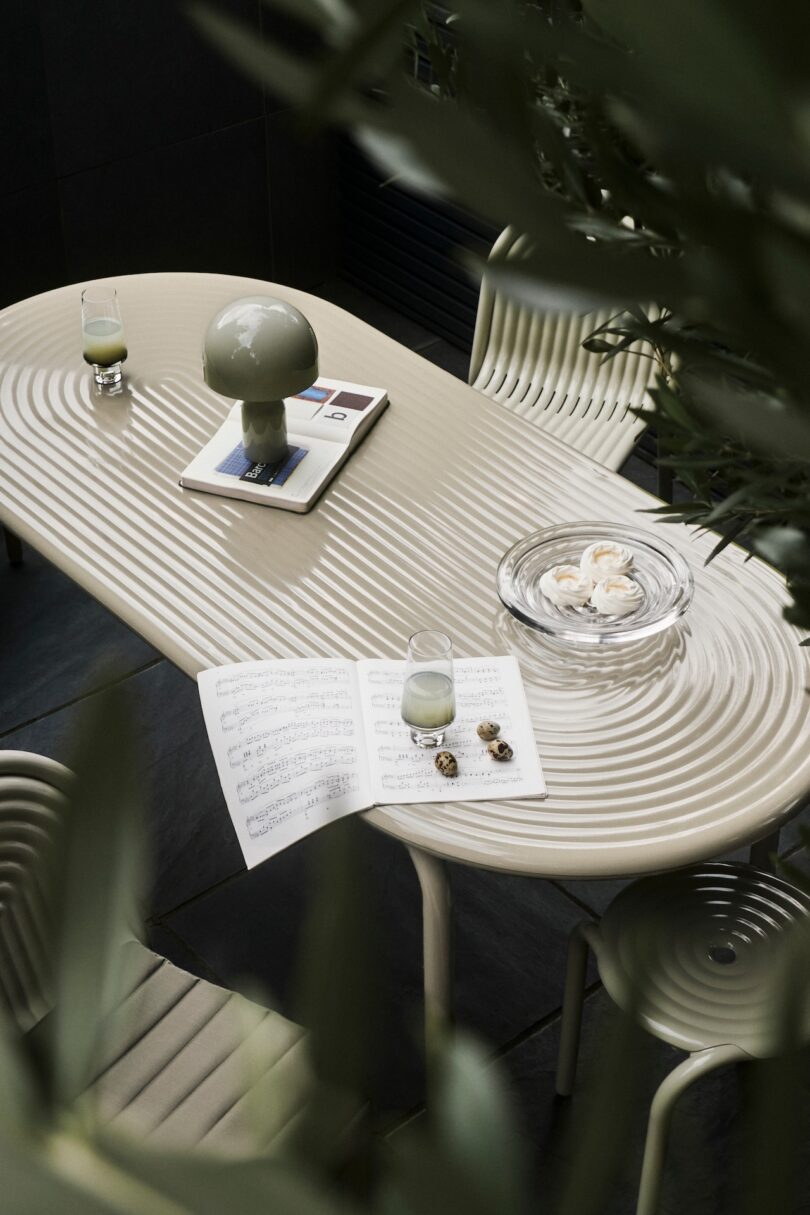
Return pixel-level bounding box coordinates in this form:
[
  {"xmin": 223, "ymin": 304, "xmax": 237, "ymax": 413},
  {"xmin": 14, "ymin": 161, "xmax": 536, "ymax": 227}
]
[
  {"xmin": 434, "ymin": 750, "xmax": 458, "ymax": 777},
  {"xmin": 487, "ymin": 739, "xmax": 513, "ymax": 762},
  {"xmin": 476, "ymin": 720, "xmax": 501, "ymax": 741}
]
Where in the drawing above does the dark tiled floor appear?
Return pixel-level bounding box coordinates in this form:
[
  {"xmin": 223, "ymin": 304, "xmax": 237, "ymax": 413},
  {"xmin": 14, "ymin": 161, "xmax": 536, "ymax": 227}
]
[{"xmin": 3, "ymin": 278, "xmax": 809, "ymax": 1209}]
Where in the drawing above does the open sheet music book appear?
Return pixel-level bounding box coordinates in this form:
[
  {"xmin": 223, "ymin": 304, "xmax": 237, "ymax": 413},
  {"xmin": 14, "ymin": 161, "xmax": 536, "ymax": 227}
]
[
  {"xmin": 199, "ymin": 656, "xmax": 546, "ymax": 868},
  {"xmin": 180, "ymin": 377, "xmax": 388, "ymax": 513}
]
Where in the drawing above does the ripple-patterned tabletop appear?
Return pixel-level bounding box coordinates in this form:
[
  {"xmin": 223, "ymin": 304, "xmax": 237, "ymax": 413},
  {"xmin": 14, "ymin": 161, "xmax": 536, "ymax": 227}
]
[{"xmin": 1, "ymin": 274, "xmax": 808, "ymax": 878}]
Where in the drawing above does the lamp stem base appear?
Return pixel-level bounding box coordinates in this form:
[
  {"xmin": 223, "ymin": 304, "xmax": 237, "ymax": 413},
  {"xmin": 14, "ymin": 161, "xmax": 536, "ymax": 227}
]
[{"xmin": 241, "ymin": 399, "xmax": 288, "ymax": 465}]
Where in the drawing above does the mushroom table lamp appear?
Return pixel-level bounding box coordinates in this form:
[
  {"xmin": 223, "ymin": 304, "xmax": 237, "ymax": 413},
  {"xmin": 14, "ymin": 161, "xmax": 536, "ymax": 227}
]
[{"xmin": 203, "ymin": 296, "xmax": 319, "ymax": 466}]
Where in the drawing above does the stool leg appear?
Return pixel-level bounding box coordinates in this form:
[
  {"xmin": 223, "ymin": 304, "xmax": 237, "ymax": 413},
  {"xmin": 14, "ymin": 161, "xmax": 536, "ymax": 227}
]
[
  {"xmin": 556, "ymin": 920, "xmax": 600, "ymax": 1096},
  {"xmin": 637, "ymin": 1043, "xmax": 748, "ymax": 1215},
  {"xmin": 3, "ymin": 526, "xmax": 22, "ymax": 566}
]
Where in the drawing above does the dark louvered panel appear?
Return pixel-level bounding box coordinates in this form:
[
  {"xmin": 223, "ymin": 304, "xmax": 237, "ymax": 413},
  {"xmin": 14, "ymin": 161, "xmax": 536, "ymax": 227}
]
[{"xmin": 338, "ymin": 138, "xmax": 496, "ymax": 351}]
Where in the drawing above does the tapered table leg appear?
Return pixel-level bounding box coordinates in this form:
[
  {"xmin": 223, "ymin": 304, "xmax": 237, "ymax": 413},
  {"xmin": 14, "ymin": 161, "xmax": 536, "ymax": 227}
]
[{"xmin": 408, "ymin": 845, "xmax": 452, "ymax": 1044}]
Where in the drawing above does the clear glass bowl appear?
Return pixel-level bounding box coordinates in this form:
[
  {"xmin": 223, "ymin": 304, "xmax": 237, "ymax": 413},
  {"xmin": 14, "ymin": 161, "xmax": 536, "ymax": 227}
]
[{"xmin": 496, "ymin": 521, "xmax": 694, "ymax": 645}]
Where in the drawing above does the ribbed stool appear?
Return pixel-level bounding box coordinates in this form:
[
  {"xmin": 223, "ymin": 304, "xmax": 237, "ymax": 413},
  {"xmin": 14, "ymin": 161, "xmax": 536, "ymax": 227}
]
[{"xmin": 555, "ymin": 863, "xmax": 810, "ymax": 1215}]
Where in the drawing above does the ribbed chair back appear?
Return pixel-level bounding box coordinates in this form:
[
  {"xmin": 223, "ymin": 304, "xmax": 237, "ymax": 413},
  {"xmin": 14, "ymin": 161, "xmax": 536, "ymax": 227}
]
[
  {"xmin": 469, "ymin": 227, "xmax": 657, "ymax": 472},
  {"xmin": 0, "ymin": 751, "xmax": 72, "ymax": 1031}
]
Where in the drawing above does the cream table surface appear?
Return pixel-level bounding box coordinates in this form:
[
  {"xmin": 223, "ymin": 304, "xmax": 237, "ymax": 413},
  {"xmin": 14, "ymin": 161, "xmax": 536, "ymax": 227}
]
[{"xmin": 2, "ymin": 273, "xmax": 809, "ymax": 1021}]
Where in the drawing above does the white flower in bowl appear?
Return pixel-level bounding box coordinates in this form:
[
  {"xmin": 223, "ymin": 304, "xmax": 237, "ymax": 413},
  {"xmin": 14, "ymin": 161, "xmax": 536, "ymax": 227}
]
[
  {"xmin": 591, "ymin": 575, "xmax": 644, "ymax": 617},
  {"xmin": 540, "ymin": 564, "xmax": 594, "ymax": 608},
  {"xmin": 580, "ymin": 540, "xmax": 634, "ymax": 583}
]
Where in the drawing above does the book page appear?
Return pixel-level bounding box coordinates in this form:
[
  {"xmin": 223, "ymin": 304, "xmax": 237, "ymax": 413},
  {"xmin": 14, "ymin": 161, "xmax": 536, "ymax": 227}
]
[
  {"xmin": 198, "ymin": 660, "xmax": 372, "ymax": 867},
  {"xmin": 180, "ymin": 405, "xmax": 347, "ymax": 510},
  {"xmin": 286, "ymin": 379, "xmax": 388, "ymax": 445},
  {"xmin": 356, "ymin": 657, "xmax": 547, "ymax": 805}
]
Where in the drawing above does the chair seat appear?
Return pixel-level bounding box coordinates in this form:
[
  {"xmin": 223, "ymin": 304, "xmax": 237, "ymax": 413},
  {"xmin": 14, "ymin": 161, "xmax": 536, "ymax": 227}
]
[
  {"xmin": 0, "ymin": 751, "xmax": 312, "ymax": 1158},
  {"xmin": 83, "ymin": 939, "xmax": 311, "ymax": 1157},
  {"xmin": 597, "ymin": 863, "xmax": 810, "ymax": 1057}
]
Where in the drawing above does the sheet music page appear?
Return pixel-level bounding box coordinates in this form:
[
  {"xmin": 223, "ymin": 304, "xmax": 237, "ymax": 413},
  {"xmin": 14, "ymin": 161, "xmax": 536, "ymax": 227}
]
[
  {"xmin": 198, "ymin": 659, "xmax": 372, "ymax": 867},
  {"xmin": 356, "ymin": 656, "xmax": 546, "ymax": 805}
]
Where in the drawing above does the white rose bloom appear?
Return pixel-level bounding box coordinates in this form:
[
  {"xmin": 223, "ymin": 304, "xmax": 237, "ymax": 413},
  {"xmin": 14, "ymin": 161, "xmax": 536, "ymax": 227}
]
[
  {"xmin": 539, "ymin": 564, "xmax": 594, "ymax": 608},
  {"xmin": 580, "ymin": 540, "xmax": 634, "ymax": 582},
  {"xmin": 591, "ymin": 575, "xmax": 644, "ymax": 617}
]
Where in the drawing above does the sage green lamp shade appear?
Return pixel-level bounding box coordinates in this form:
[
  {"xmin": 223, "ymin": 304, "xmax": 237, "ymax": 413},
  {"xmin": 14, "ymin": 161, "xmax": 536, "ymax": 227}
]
[{"xmin": 202, "ymin": 295, "xmax": 319, "ymax": 401}]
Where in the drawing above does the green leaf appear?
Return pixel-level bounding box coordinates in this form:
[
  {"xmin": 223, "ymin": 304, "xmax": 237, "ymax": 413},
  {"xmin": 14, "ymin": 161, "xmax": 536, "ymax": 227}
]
[
  {"xmin": 683, "ymin": 373, "xmax": 810, "ymax": 464},
  {"xmin": 286, "ymin": 821, "xmax": 375, "ymax": 1171},
  {"xmin": 0, "ymin": 1007, "xmax": 38, "ymax": 1135},
  {"xmin": 554, "ymin": 1005, "xmax": 652, "ymax": 1215},
  {"xmin": 96, "ymin": 1135, "xmax": 361, "ymax": 1215},
  {"xmin": 704, "ymin": 517, "xmax": 751, "ymax": 563},
  {"xmin": 306, "ymin": 0, "xmax": 421, "ymax": 121},
  {"xmin": 433, "ymin": 1033, "xmax": 528, "ymax": 1215},
  {"xmin": 754, "ymin": 526, "xmax": 810, "ymax": 577},
  {"xmin": 49, "ymin": 685, "xmax": 146, "ymax": 1106},
  {"xmin": 0, "ymin": 1135, "xmax": 125, "ymax": 1215}
]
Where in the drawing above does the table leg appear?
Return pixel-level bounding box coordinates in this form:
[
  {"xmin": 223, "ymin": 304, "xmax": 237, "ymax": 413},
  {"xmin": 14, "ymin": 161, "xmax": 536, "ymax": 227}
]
[
  {"xmin": 407, "ymin": 845, "xmax": 452, "ymax": 1044},
  {"xmin": 749, "ymin": 828, "xmax": 781, "ymax": 872}
]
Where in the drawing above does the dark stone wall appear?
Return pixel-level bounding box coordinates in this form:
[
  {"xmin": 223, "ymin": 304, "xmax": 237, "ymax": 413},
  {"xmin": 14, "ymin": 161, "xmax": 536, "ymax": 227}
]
[
  {"xmin": 0, "ymin": 0, "xmax": 336, "ymax": 309},
  {"xmin": 338, "ymin": 138, "xmax": 495, "ymax": 352}
]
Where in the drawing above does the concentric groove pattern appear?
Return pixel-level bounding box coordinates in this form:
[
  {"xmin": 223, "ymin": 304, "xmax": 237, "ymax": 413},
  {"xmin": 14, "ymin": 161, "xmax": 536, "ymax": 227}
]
[
  {"xmin": 1, "ymin": 274, "xmax": 809, "ymax": 879},
  {"xmin": 597, "ymin": 864, "xmax": 810, "ymax": 1056}
]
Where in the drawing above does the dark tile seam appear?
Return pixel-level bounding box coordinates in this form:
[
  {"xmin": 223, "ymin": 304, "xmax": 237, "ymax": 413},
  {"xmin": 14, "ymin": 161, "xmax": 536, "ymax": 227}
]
[
  {"xmin": 547, "ymin": 878, "xmax": 603, "ymax": 920},
  {"xmin": 412, "ymin": 336, "xmax": 443, "ymax": 355},
  {"xmin": 492, "ymin": 980, "xmax": 603, "ymax": 1063},
  {"xmin": 379, "ymin": 980, "xmax": 604, "ymax": 1139},
  {"xmin": 148, "ymin": 918, "xmax": 226, "ymax": 988},
  {"xmin": 0, "ymin": 655, "xmax": 163, "ymax": 741},
  {"xmin": 781, "ymin": 837, "xmax": 808, "ymax": 862},
  {"xmin": 149, "ymin": 859, "xmax": 249, "ymax": 923},
  {"xmin": 53, "ymin": 115, "xmax": 266, "ymax": 187}
]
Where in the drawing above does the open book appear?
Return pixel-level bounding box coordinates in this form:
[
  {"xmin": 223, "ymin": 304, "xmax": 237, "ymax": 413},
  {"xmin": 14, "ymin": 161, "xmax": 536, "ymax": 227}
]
[
  {"xmin": 199, "ymin": 656, "xmax": 546, "ymax": 867},
  {"xmin": 180, "ymin": 377, "xmax": 388, "ymax": 513}
]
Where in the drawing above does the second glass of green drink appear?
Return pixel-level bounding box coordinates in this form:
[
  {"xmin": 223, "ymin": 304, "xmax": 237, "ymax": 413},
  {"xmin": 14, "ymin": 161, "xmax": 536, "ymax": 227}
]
[{"xmin": 401, "ymin": 630, "xmax": 456, "ymax": 748}]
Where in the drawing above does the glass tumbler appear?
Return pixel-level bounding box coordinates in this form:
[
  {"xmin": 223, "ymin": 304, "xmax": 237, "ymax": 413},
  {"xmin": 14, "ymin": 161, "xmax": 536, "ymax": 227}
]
[
  {"xmin": 401, "ymin": 630, "xmax": 456, "ymax": 748},
  {"xmin": 81, "ymin": 284, "xmax": 128, "ymax": 387}
]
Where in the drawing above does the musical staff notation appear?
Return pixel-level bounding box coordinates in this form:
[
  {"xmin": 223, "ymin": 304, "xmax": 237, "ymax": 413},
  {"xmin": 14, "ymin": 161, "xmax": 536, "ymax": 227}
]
[
  {"xmin": 246, "ymin": 773, "xmax": 360, "ymax": 838},
  {"xmin": 236, "ymin": 745, "xmax": 357, "ymax": 805},
  {"xmin": 226, "ymin": 717, "xmax": 354, "ymax": 767}
]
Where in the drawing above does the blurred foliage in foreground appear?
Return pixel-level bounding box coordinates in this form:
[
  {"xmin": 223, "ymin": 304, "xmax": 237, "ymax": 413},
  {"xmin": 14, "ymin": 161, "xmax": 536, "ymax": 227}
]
[
  {"xmin": 188, "ymin": 0, "xmax": 810, "ymax": 630},
  {"xmin": 2, "ymin": 692, "xmax": 810, "ymax": 1211}
]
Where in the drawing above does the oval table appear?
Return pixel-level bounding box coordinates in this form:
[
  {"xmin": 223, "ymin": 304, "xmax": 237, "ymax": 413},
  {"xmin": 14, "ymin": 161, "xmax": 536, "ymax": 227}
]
[{"xmin": 2, "ymin": 273, "xmax": 809, "ymax": 1028}]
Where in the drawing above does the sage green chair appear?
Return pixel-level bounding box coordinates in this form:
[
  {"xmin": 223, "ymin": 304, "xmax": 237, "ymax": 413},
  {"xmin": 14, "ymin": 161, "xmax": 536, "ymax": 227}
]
[
  {"xmin": 556, "ymin": 863, "xmax": 810, "ymax": 1215},
  {"xmin": 0, "ymin": 750, "xmax": 311, "ymax": 1156},
  {"xmin": 470, "ymin": 227, "xmax": 667, "ymax": 489}
]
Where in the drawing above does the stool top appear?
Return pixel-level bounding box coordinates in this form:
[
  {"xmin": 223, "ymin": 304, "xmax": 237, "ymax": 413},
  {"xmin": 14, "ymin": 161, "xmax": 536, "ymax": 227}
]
[{"xmin": 597, "ymin": 863, "xmax": 810, "ymax": 1057}]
